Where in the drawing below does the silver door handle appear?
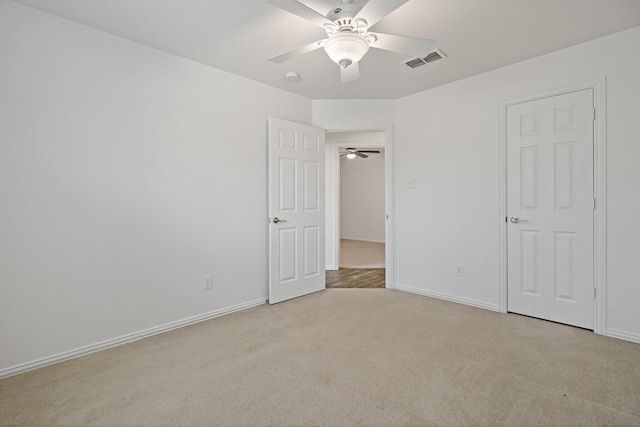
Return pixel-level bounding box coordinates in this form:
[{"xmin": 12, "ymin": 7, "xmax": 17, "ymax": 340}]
[
  {"xmin": 510, "ymin": 216, "xmax": 528, "ymax": 224},
  {"xmin": 272, "ymin": 217, "xmax": 287, "ymax": 224}
]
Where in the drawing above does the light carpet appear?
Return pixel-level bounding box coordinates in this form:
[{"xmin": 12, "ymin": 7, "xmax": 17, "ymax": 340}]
[{"xmin": 1, "ymin": 289, "xmax": 640, "ymax": 426}]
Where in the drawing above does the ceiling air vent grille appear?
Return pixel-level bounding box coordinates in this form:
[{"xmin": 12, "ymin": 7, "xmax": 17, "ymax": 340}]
[
  {"xmin": 405, "ymin": 58, "xmax": 425, "ymax": 69},
  {"xmin": 405, "ymin": 49, "xmax": 447, "ymax": 69},
  {"xmin": 424, "ymin": 50, "xmax": 444, "ymax": 63}
]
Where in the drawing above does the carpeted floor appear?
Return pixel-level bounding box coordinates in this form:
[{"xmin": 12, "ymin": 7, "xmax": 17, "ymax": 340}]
[{"xmin": 1, "ymin": 289, "xmax": 639, "ymax": 426}]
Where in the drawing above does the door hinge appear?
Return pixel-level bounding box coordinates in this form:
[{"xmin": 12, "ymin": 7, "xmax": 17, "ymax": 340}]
[
  {"xmin": 593, "ymin": 198, "xmax": 596, "ymax": 211},
  {"xmin": 592, "ymin": 108, "xmax": 596, "ymax": 121},
  {"xmin": 505, "ymin": 216, "xmax": 508, "ymax": 223},
  {"xmin": 593, "ymin": 287, "xmax": 596, "ymax": 299}
]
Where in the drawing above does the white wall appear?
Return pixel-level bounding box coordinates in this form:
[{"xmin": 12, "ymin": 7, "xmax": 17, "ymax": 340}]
[
  {"xmin": 340, "ymin": 154, "xmax": 385, "ymax": 243},
  {"xmin": 312, "ymin": 28, "xmax": 640, "ymax": 342},
  {"xmin": 394, "ymin": 27, "xmax": 640, "ymax": 338},
  {"xmin": 0, "ymin": 1, "xmax": 311, "ymax": 374},
  {"xmin": 313, "ymin": 100, "xmax": 396, "ymax": 130}
]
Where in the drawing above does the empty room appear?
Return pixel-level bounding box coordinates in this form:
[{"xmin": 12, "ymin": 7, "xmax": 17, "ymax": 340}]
[{"xmin": 1, "ymin": 0, "xmax": 640, "ymax": 425}]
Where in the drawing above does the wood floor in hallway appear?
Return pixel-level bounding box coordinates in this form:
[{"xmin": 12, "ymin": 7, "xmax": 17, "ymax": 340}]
[{"xmin": 326, "ymin": 268, "xmax": 385, "ymax": 288}]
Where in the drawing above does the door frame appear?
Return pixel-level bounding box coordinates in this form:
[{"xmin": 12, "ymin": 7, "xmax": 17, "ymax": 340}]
[
  {"xmin": 498, "ymin": 79, "xmax": 607, "ymax": 334},
  {"xmin": 325, "ymin": 126, "xmax": 394, "ymax": 289}
]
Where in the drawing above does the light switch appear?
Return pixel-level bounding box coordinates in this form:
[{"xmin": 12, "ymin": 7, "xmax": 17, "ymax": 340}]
[{"xmin": 406, "ymin": 177, "xmax": 416, "ymax": 189}]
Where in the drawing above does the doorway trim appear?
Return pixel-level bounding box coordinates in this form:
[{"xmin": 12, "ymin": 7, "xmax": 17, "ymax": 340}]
[
  {"xmin": 498, "ymin": 79, "xmax": 607, "ymax": 334},
  {"xmin": 325, "ymin": 126, "xmax": 394, "ymax": 289}
]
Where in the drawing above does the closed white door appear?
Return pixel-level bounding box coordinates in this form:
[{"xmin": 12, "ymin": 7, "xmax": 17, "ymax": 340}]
[
  {"xmin": 507, "ymin": 89, "xmax": 594, "ymax": 329},
  {"xmin": 268, "ymin": 118, "xmax": 325, "ymax": 304}
]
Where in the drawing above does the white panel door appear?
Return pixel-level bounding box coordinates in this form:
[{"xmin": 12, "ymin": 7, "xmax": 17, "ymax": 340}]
[
  {"xmin": 268, "ymin": 118, "xmax": 325, "ymax": 304},
  {"xmin": 507, "ymin": 89, "xmax": 594, "ymax": 329}
]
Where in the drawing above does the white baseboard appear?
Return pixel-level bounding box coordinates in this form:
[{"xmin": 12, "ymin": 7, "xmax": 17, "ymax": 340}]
[
  {"xmin": 394, "ymin": 284, "xmax": 500, "ymax": 312},
  {"xmin": 0, "ymin": 297, "xmax": 267, "ymax": 380},
  {"xmin": 325, "ymin": 265, "xmax": 338, "ymax": 271},
  {"xmin": 605, "ymin": 328, "xmax": 640, "ymax": 344}
]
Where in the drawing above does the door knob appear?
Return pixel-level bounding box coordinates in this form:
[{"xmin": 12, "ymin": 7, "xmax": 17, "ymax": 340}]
[
  {"xmin": 272, "ymin": 217, "xmax": 287, "ymax": 224},
  {"xmin": 510, "ymin": 216, "xmax": 528, "ymax": 224}
]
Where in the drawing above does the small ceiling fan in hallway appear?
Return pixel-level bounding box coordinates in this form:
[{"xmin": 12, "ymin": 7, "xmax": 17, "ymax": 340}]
[
  {"xmin": 266, "ymin": 0, "xmax": 436, "ymax": 83},
  {"xmin": 340, "ymin": 148, "xmax": 380, "ymax": 159}
]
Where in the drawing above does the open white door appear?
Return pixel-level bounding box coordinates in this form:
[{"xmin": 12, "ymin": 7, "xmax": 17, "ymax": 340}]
[
  {"xmin": 268, "ymin": 118, "xmax": 325, "ymax": 304},
  {"xmin": 507, "ymin": 89, "xmax": 594, "ymax": 329}
]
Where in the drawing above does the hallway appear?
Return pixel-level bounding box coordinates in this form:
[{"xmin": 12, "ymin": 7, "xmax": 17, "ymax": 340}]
[
  {"xmin": 326, "ymin": 268, "xmax": 385, "ymax": 288},
  {"xmin": 339, "ymin": 239, "xmax": 384, "ymax": 268},
  {"xmin": 326, "ymin": 239, "xmax": 385, "ymax": 288}
]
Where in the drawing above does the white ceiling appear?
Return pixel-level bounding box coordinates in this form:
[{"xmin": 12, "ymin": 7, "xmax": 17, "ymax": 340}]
[{"xmin": 13, "ymin": 0, "xmax": 640, "ymax": 99}]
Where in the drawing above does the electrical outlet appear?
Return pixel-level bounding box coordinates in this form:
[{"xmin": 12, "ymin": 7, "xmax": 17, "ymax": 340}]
[
  {"xmin": 455, "ymin": 265, "xmax": 464, "ymax": 277},
  {"xmin": 204, "ymin": 275, "xmax": 213, "ymax": 290}
]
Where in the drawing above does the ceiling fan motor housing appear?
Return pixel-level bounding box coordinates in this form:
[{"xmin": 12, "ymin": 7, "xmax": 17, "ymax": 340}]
[{"xmin": 327, "ymin": 3, "xmax": 361, "ymax": 23}]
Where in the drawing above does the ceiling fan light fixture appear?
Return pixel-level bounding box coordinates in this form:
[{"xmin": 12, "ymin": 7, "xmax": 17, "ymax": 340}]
[
  {"xmin": 346, "ymin": 152, "xmax": 357, "ymax": 160},
  {"xmin": 324, "ymin": 33, "xmax": 370, "ymax": 69}
]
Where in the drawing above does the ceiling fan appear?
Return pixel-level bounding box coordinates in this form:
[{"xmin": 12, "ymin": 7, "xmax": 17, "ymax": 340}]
[
  {"xmin": 340, "ymin": 148, "xmax": 380, "ymax": 159},
  {"xmin": 267, "ymin": 0, "xmax": 435, "ymax": 83}
]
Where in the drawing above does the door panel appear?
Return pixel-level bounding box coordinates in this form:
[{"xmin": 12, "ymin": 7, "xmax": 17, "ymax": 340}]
[
  {"xmin": 520, "ymin": 230, "xmax": 539, "ymax": 295},
  {"xmin": 280, "ymin": 158, "xmax": 297, "ymax": 211},
  {"xmin": 279, "ymin": 227, "xmax": 297, "ymax": 282},
  {"xmin": 303, "ymin": 161, "xmax": 319, "ymax": 211},
  {"xmin": 554, "ymin": 231, "xmax": 575, "ymax": 301},
  {"xmin": 303, "ymin": 226, "xmax": 319, "ymax": 277},
  {"xmin": 269, "ymin": 118, "xmax": 325, "ymax": 304},
  {"xmin": 507, "ymin": 89, "xmax": 594, "ymax": 329},
  {"xmin": 520, "ymin": 146, "xmax": 538, "ymax": 209}
]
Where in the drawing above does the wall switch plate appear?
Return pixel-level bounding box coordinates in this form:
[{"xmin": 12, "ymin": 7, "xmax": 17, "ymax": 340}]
[
  {"xmin": 204, "ymin": 275, "xmax": 213, "ymax": 290},
  {"xmin": 406, "ymin": 177, "xmax": 416, "ymax": 189}
]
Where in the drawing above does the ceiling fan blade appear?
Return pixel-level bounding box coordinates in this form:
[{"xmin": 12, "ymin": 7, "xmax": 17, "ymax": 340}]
[
  {"xmin": 368, "ymin": 32, "xmax": 436, "ymax": 57},
  {"xmin": 359, "ymin": 150, "xmax": 380, "ymax": 154},
  {"xmin": 356, "ymin": 152, "xmax": 369, "ymax": 158},
  {"xmin": 268, "ymin": 39, "xmax": 327, "ymax": 63},
  {"xmin": 354, "ymin": 0, "xmax": 410, "ymax": 28},
  {"xmin": 267, "ymin": 0, "xmax": 336, "ymax": 28},
  {"xmin": 340, "ymin": 62, "xmax": 360, "ymax": 83}
]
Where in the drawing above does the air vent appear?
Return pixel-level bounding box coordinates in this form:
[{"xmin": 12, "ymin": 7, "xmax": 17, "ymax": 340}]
[
  {"xmin": 424, "ymin": 50, "xmax": 444, "ymax": 63},
  {"xmin": 405, "ymin": 58, "xmax": 425, "ymax": 69},
  {"xmin": 405, "ymin": 49, "xmax": 447, "ymax": 69}
]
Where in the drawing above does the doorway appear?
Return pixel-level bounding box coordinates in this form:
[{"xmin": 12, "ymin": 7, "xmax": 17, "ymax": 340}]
[{"xmin": 324, "ymin": 130, "xmax": 392, "ymax": 289}]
